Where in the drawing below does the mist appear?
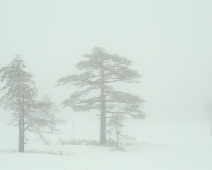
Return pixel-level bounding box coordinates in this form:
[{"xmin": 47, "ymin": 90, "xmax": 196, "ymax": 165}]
[{"xmin": 0, "ymin": 1, "xmax": 212, "ymax": 170}]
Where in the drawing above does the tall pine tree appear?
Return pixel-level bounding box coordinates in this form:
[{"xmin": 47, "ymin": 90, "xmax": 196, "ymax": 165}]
[
  {"xmin": 0, "ymin": 55, "xmax": 48, "ymax": 152},
  {"xmin": 57, "ymin": 47, "xmax": 145, "ymax": 145}
]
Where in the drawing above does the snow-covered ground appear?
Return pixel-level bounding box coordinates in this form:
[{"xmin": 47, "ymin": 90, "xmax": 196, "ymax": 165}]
[{"xmin": 0, "ymin": 113, "xmax": 212, "ymax": 170}]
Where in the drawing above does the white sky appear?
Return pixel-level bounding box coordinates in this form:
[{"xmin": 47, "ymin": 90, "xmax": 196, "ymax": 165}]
[{"xmin": 0, "ymin": 0, "xmax": 212, "ymax": 122}]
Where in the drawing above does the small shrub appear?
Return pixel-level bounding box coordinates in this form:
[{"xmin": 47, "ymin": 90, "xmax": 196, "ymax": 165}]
[
  {"xmin": 59, "ymin": 138, "xmax": 98, "ymax": 146},
  {"xmin": 25, "ymin": 149, "xmax": 68, "ymax": 155},
  {"xmin": 1, "ymin": 149, "xmax": 17, "ymax": 153}
]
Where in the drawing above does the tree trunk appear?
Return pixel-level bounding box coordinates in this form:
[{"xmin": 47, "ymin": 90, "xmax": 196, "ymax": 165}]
[
  {"xmin": 100, "ymin": 55, "xmax": 106, "ymax": 145},
  {"xmin": 116, "ymin": 126, "xmax": 119, "ymax": 149},
  {"xmin": 72, "ymin": 120, "xmax": 75, "ymax": 134},
  {"xmin": 18, "ymin": 116, "xmax": 23, "ymax": 152},
  {"xmin": 18, "ymin": 62, "xmax": 24, "ymax": 153},
  {"xmin": 51, "ymin": 114, "xmax": 54, "ymax": 133},
  {"xmin": 100, "ymin": 90, "xmax": 106, "ymax": 145},
  {"xmin": 19, "ymin": 95, "xmax": 25, "ymax": 153},
  {"xmin": 22, "ymin": 94, "xmax": 25, "ymax": 153}
]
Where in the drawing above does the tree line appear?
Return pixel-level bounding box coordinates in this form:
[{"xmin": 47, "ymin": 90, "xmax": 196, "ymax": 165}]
[{"xmin": 0, "ymin": 47, "xmax": 145, "ymax": 152}]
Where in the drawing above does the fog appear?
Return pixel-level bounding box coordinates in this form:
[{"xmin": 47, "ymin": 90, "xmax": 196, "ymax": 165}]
[{"xmin": 0, "ymin": 1, "xmax": 212, "ymax": 169}]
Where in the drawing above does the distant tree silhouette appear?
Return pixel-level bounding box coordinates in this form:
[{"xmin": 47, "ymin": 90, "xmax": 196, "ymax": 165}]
[
  {"xmin": 57, "ymin": 47, "xmax": 145, "ymax": 145},
  {"xmin": 0, "ymin": 55, "xmax": 49, "ymax": 152}
]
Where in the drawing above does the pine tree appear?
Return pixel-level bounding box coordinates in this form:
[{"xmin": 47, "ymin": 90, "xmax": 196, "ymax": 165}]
[
  {"xmin": 0, "ymin": 55, "xmax": 48, "ymax": 152},
  {"xmin": 57, "ymin": 47, "xmax": 145, "ymax": 145},
  {"xmin": 37, "ymin": 95, "xmax": 65, "ymax": 133},
  {"xmin": 107, "ymin": 92, "xmax": 143, "ymax": 150},
  {"xmin": 108, "ymin": 113, "xmax": 125, "ymax": 150}
]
